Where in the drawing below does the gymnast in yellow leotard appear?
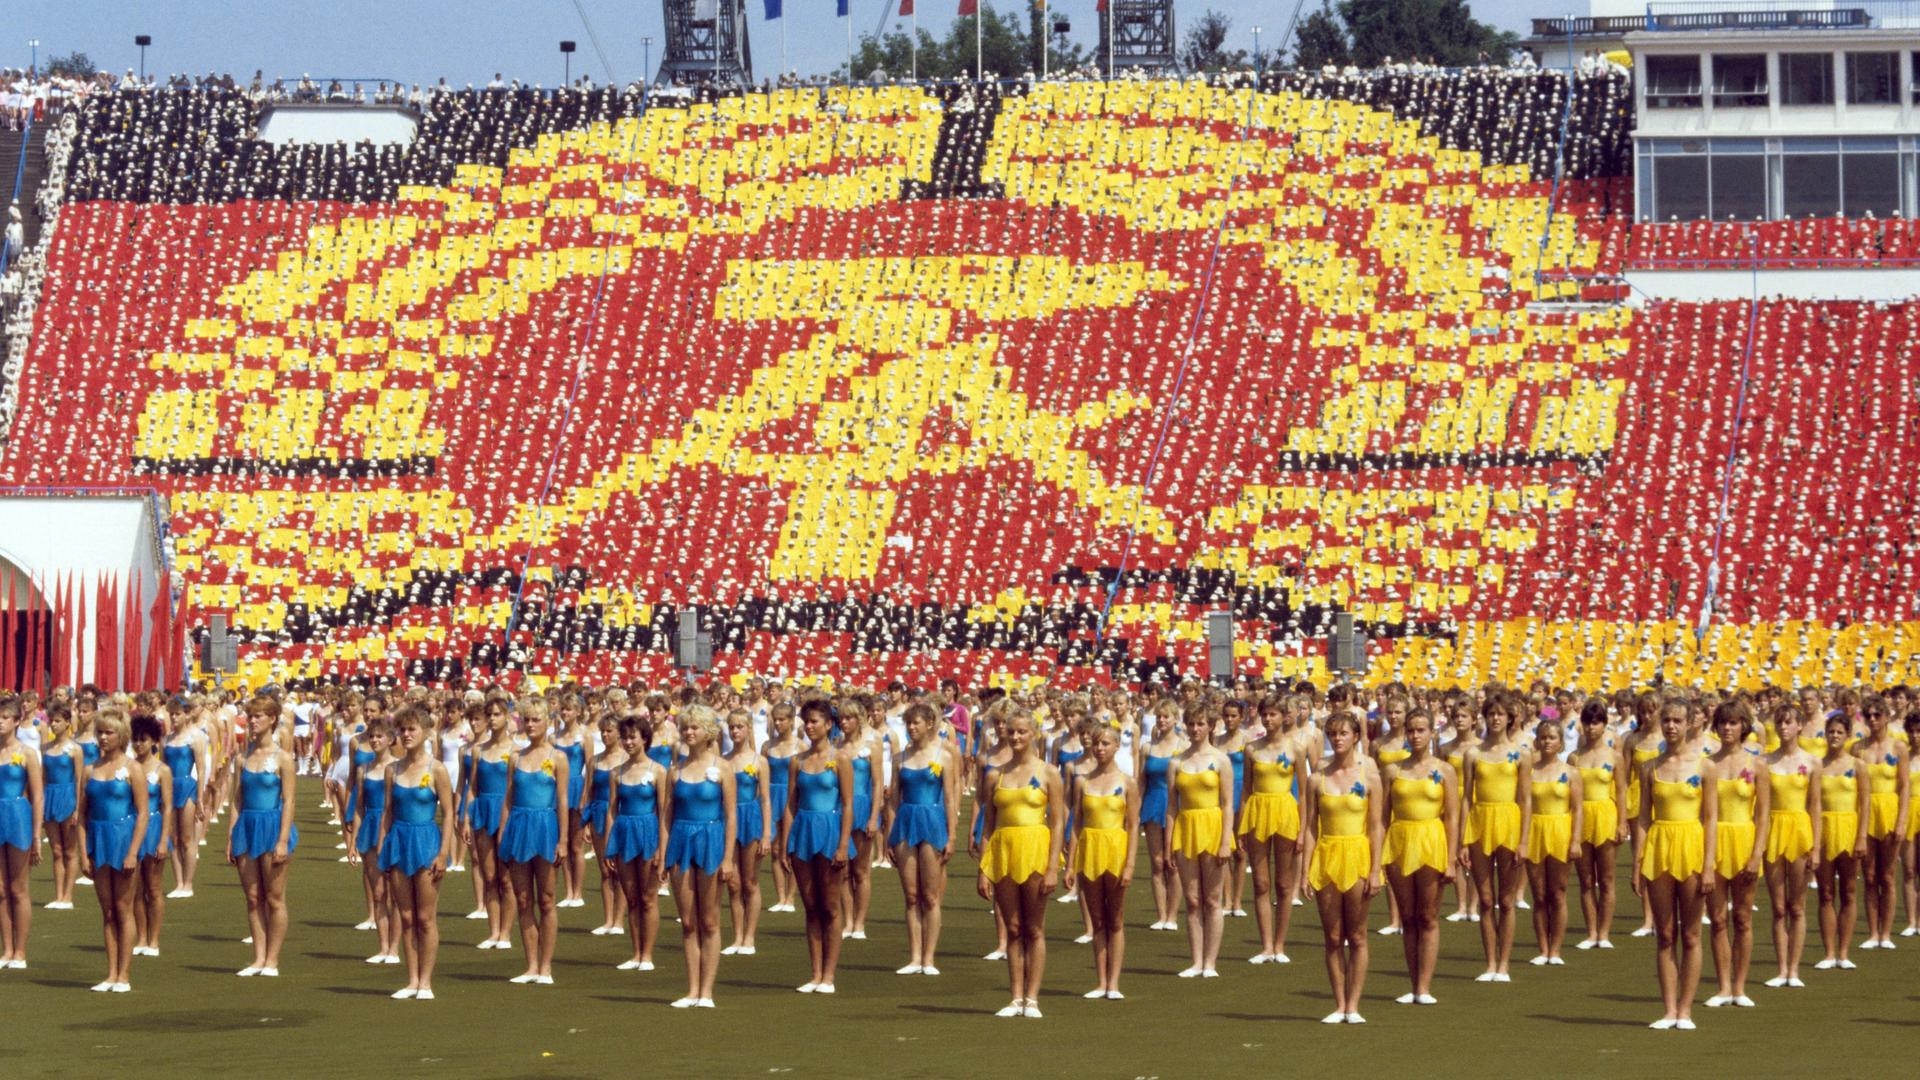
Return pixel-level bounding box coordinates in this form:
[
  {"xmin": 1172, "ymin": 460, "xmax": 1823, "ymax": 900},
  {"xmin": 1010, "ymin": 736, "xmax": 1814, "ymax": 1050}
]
[
  {"xmin": 1813, "ymin": 713, "xmax": 1868, "ymax": 971},
  {"xmin": 1623, "ymin": 692, "xmax": 1663, "ymax": 938},
  {"xmin": 1637, "ymin": 700, "xmax": 1717, "ymax": 1030},
  {"xmin": 974, "ymin": 705, "xmax": 1064, "ymax": 1019},
  {"xmin": 1460, "ymin": 693, "xmax": 1531, "ymax": 982},
  {"xmin": 1761, "ymin": 703, "xmax": 1822, "ymax": 987},
  {"xmin": 1306, "ymin": 711, "xmax": 1383, "ymax": 1025},
  {"xmin": 1524, "ymin": 720, "xmax": 1583, "ymax": 967},
  {"xmin": 1440, "ymin": 690, "xmax": 1482, "ymax": 924},
  {"xmin": 1380, "ymin": 709, "xmax": 1458, "ymax": 1005},
  {"xmin": 1569, "ymin": 700, "xmax": 1626, "ymax": 950},
  {"xmin": 1167, "ymin": 704, "xmax": 1236, "ymax": 978},
  {"xmin": 1703, "ymin": 701, "xmax": 1769, "ymax": 1008},
  {"xmin": 1241, "ymin": 693, "xmax": 1312, "ymax": 965},
  {"xmin": 1853, "ymin": 696, "xmax": 1909, "ymax": 950},
  {"xmin": 1072, "ymin": 724, "xmax": 1137, "ymax": 1001},
  {"xmin": 1904, "ymin": 711, "xmax": 1920, "ymax": 939}
]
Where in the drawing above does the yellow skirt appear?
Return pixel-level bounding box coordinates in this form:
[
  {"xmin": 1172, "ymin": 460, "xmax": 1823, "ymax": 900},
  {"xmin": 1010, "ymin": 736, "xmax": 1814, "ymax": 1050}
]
[
  {"xmin": 1469, "ymin": 802, "xmax": 1521, "ymax": 856},
  {"xmin": 1384, "ymin": 818, "xmax": 1448, "ymax": 877},
  {"xmin": 1526, "ymin": 812, "xmax": 1572, "ymax": 864},
  {"xmin": 1581, "ymin": 799, "xmax": 1619, "ymax": 847},
  {"xmin": 983, "ymin": 824, "xmax": 1050, "ymax": 884},
  {"xmin": 1714, "ymin": 821, "xmax": 1757, "ymax": 879},
  {"xmin": 1867, "ymin": 792, "xmax": 1898, "ymax": 839},
  {"xmin": 1911, "ymin": 801, "xmax": 1920, "ymax": 840},
  {"xmin": 1821, "ymin": 811, "xmax": 1858, "ymax": 863},
  {"xmin": 1169, "ymin": 807, "xmax": 1224, "ymax": 860},
  {"xmin": 1075, "ymin": 826, "xmax": 1128, "ymax": 880},
  {"xmin": 1308, "ymin": 833, "xmax": 1371, "ymax": 893},
  {"xmin": 1639, "ymin": 820, "xmax": 1704, "ymax": 881},
  {"xmin": 1237, "ymin": 791, "xmax": 1300, "ymax": 842},
  {"xmin": 1765, "ymin": 810, "xmax": 1813, "ymax": 863}
]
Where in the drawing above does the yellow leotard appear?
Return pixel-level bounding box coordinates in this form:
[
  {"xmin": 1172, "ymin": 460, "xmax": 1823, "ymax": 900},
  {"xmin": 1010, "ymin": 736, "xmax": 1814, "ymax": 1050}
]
[
  {"xmin": 1639, "ymin": 776, "xmax": 1705, "ymax": 881},
  {"xmin": 1526, "ymin": 773, "xmax": 1573, "ymax": 863},
  {"xmin": 1384, "ymin": 772, "xmax": 1449, "ymax": 876},
  {"xmin": 1468, "ymin": 754, "xmax": 1522, "ymax": 856},
  {"xmin": 1764, "ymin": 769, "xmax": 1814, "ymax": 863},
  {"xmin": 1377, "ymin": 743, "xmax": 1412, "ymax": 767},
  {"xmin": 1075, "ymin": 789, "xmax": 1129, "ymax": 879},
  {"xmin": 1578, "ymin": 762, "xmax": 1619, "ymax": 846},
  {"xmin": 1238, "ymin": 754, "xmax": 1301, "ymax": 842},
  {"xmin": 1798, "ymin": 735, "xmax": 1829, "ymax": 757},
  {"xmin": 1626, "ymin": 740, "xmax": 1662, "ymax": 818},
  {"xmin": 1864, "ymin": 755, "xmax": 1901, "ymax": 839},
  {"xmin": 1820, "ymin": 769, "xmax": 1860, "ymax": 862},
  {"xmin": 1169, "ymin": 766, "xmax": 1225, "ymax": 859},
  {"xmin": 1714, "ymin": 774, "xmax": 1758, "ymax": 880},
  {"xmin": 1308, "ymin": 785, "xmax": 1372, "ymax": 892},
  {"xmin": 983, "ymin": 779, "xmax": 1051, "ymax": 883},
  {"xmin": 1910, "ymin": 760, "xmax": 1920, "ymax": 840}
]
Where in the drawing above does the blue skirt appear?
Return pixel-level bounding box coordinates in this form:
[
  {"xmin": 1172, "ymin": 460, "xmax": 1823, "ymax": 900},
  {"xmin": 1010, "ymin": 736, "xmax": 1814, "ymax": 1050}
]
[
  {"xmin": 0, "ymin": 797, "xmax": 32, "ymax": 852},
  {"xmin": 172, "ymin": 775, "xmax": 199, "ymax": 809},
  {"xmin": 888, "ymin": 803, "xmax": 948, "ymax": 850},
  {"xmin": 788, "ymin": 808, "xmax": 841, "ymax": 861},
  {"xmin": 1140, "ymin": 785, "xmax": 1170, "ymax": 829},
  {"xmin": 581, "ymin": 799, "xmax": 608, "ymax": 834},
  {"xmin": 498, "ymin": 805, "xmax": 559, "ymax": 864},
  {"xmin": 766, "ymin": 783, "xmax": 788, "ymax": 825},
  {"xmin": 851, "ymin": 792, "xmax": 874, "ymax": 835},
  {"xmin": 736, "ymin": 800, "xmax": 764, "ymax": 845},
  {"xmin": 138, "ymin": 811, "xmax": 166, "ymax": 861},
  {"xmin": 466, "ymin": 793, "xmax": 504, "ymax": 836},
  {"xmin": 665, "ymin": 818, "xmax": 725, "ymax": 874},
  {"xmin": 354, "ymin": 805, "xmax": 384, "ymax": 855},
  {"xmin": 43, "ymin": 782, "xmax": 76, "ymax": 824},
  {"xmin": 378, "ymin": 820, "xmax": 442, "ymax": 876},
  {"xmin": 605, "ymin": 813, "xmax": 660, "ymax": 862},
  {"xmin": 87, "ymin": 817, "xmax": 136, "ymax": 870},
  {"xmin": 231, "ymin": 809, "xmax": 299, "ymax": 858}
]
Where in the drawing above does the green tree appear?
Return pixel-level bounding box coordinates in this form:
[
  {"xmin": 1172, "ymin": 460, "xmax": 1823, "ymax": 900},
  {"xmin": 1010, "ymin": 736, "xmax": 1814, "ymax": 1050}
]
[
  {"xmin": 1336, "ymin": 0, "xmax": 1515, "ymax": 68},
  {"xmin": 45, "ymin": 51, "xmax": 97, "ymax": 79},
  {"xmin": 1178, "ymin": 10, "xmax": 1249, "ymax": 73},
  {"xmin": 843, "ymin": 9, "xmax": 1046, "ymax": 81},
  {"xmin": 1291, "ymin": 3, "xmax": 1351, "ymax": 71}
]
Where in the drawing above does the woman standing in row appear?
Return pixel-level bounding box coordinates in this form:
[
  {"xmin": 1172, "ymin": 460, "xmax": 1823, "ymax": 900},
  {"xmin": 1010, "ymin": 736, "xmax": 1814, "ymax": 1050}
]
[
  {"xmin": 1137, "ymin": 706, "xmax": 1181, "ymax": 931},
  {"xmin": 1242, "ymin": 694, "xmax": 1310, "ymax": 965},
  {"xmin": 1815, "ymin": 713, "xmax": 1867, "ymax": 970},
  {"xmin": 1856, "ymin": 696, "xmax": 1909, "ymax": 950},
  {"xmin": 1168, "ymin": 704, "xmax": 1234, "ymax": 978},
  {"xmin": 40, "ymin": 705, "xmax": 83, "ymax": 910},
  {"xmin": 1308, "ymin": 711, "xmax": 1382, "ymax": 1024},
  {"xmin": 762, "ymin": 704, "xmax": 800, "ymax": 913},
  {"xmin": 582, "ymin": 711, "xmax": 622, "ymax": 936},
  {"xmin": 838, "ymin": 700, "xmax": 883, "ymax": 942},
  {"xmin": 466, "ymin": 699, "xmax": 516, "ymax": 951},
  {"xmin": 664, "ymin": 706, "xmax": 737, "ymax": 1008},
  {"xmin": 1382, "ymin": 709, "xmax": 1456, "ymax": 1004},
  {"xmin": 1074, "ymin": 723, "xmax": 1137, "ymax": 999},
  {"xmin": 0, "ymin": 698, "xmax": 43, "ymax": 969},
  {"xmin": 604, "ymin": 715, "xmax": 668, "ymax": 973},
  {"xmin": 81, "ymin": 708, "xmax": 149, "ymax": 993},
  {"xmin": 1523, "ymin": 720, "xmax": 1582, "ymax": 966},
  {"xmin": 1762, "ymin": 703, "xmax": 1820, "ymax": 987},
  {"xmin": 978, "ymin": 705, "xmax": 1064, "ymax": 1018},
  {"xmin": 129, "ymin": 715, "xmax": 173, "ymax": 959},
  {"xmin": 721, "ymin": 708, "xmax": 768, "ymax": 957},
  {"xmin": 379, "ymin": 704, "xmax": 455, "ymax": 1000},
  {"xmin": 351, "ymin": 720, "xmax": 401, "ymax": 966},
  {"xmin": 230, "ymin": 696, "xmax": 297, "ymax": 978},
  {"xmin": 552, "ymin": 695, "xmax": 590, "ymax": 912},
  {"xmin": 1570, "ymin": 701, "xmax": 1624, "ymax": 950},
  {"xmin": 1217, "ymin": 700, "xmax": 1252, "ymax": 918},
  {"xmin": 785, "ymin": 699, "xmax": 853, "ymax": 994},
  {"xmin": 1703, "ymin": 702, "xmax": 1767, "ymax": 1007},
  {"xmin": 887, "ymin": 702, "xmax": 957, "ymax": 976},
  {"xmin": 161, "ymin": 708, "xmax": 207, "ymax": 899},
  {"xmin": 499, "ymin": 697, "xmax": 567, "ymax": 985},
  {"xmin": 1639, "ymin": 700, "xmax": 1716, "ymax": 1030},
  {"xmin": 1461, "ymin": 695, "xmax": 1530, "ymax": 982}
]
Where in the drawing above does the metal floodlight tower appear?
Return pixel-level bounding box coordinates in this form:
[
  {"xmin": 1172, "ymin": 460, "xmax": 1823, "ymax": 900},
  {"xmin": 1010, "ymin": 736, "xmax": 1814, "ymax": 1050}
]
[
  {"xmin": 659, "ymin": 0, "xmax": 753, "ymax": 87},
  {"xmin": 1098, "ymin": 0, "xmax": 1176, "ymax": 76}
]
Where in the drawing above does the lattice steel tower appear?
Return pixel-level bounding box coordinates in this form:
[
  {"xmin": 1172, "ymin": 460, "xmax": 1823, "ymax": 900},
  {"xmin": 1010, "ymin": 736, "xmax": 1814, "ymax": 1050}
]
[
  {"xmin": 658, "ymin": 0, "xmax": 753, "ymax": 86},
  {"xmin": 1098, "ymin": 0, "xmax": 1177, "ymax": 74}
]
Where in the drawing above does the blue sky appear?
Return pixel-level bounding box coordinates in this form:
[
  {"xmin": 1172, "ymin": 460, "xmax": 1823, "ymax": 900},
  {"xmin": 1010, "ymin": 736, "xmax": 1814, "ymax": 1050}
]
[{"xmin": 17, "ymin": 0, "xmax": 1545, "ymax": 86}]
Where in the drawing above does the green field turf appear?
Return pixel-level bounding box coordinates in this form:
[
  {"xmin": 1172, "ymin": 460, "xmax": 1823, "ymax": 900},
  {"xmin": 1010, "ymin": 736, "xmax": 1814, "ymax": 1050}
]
[{"xmin": 6, "ymin": 796, "xmax": 1914, "ymax": 1079}]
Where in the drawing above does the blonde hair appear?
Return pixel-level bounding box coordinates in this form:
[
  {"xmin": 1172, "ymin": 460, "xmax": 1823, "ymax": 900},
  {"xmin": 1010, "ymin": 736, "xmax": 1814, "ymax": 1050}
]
[
  {"xmin": 682, "ymin": 705, "xmax": 722, "ymax": 741},
  {"xmin": 517, "ymin": 695, "xmax": 550, "ymax": 722},
  {"xmin": 93, "ymin": 706, "xmax": 132, "ymax": 746},
  {"xmin": 726, "ymin": 707, "xmax": 754, "ymax": 749}
]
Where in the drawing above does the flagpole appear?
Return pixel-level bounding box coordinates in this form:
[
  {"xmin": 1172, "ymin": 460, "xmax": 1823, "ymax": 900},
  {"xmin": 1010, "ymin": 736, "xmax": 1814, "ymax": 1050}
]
[
  {"xmin": 781, "ymin": 6, "xmax": 788, "ymax": 81},
  {"xmin": 1042, "ymin": 0, "xmax": 1048, "ymax": 80},
  {"xmin": 847, "ymin": 1, "xmax": 855, "ymax": 87},
  {"xmin": 977, "ymin": 1, "xmax": 984, "ymax": 81},
  {"xmin": 911, "ymin": 4, "xmax": 917, "ymax": 82}
]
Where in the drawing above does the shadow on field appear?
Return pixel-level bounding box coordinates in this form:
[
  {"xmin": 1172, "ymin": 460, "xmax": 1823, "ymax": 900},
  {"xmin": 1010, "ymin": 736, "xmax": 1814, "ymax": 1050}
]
[
  {"xmin": 898, "ymin": 1003, "xmax": 982, "ymax": 1016},
  {"xmin": 1589, "ymin": 992, "xmax": 1658, "ymax": 1005},
  {"xmin": 589, "ymin": 994, "xmax": 679, "ymax": 1006},
  {"xmin": 1853, "ymin": 1017, "xmax": 1919, "ymax": 1028},
  {"xmin": 1525, "ymin": 1012, "xmax": 1645, "ymax": 1027},
  {"xmin": 65, "ymin": 1009, "xmax": 317, "ymax": 1032},
  {"xmin": 31, "ymin": 977, "xmax": 93, "ymax": 990},
  {"xmin": 1213, "ymin": 1012, "xmax": 1318, "ymax": 1023}
]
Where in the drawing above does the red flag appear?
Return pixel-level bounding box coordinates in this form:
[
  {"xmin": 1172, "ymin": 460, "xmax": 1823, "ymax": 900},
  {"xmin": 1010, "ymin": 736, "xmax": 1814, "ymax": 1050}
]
[
  {"xmin": 899, "ymin": 0, "xmax": 913, "ymax": 13},
  {"xmin": 76, "ymin": 573, "xmax": 90, "ymax": 687},
  {"xmin": 2, "ymin": 571, "xmax": 15, "ymax": 689},
  {"xmin": 123, "ymin": 573, "xmax": 144, "ymax": 692},
  {"xmin": 52, "ymin": 571, "xmax": 68, "ymax": 687},
  {"xmin": 166, "ymin": 591, "xmax": 189, "ymax": 690},
  {"xmin": 146, "ymin": 579, "xmax": 169, "ymax": 690},
  {"xmin": 95, "ymin": 574, "xmax": 116, "ymax": 691},
  {"xmin": 25, "ymin": 572, "xmax": 41, "ymax": 692},
  {"xmin": 958, "ymin": 0, "xmax": 976, "ymax": 14}
]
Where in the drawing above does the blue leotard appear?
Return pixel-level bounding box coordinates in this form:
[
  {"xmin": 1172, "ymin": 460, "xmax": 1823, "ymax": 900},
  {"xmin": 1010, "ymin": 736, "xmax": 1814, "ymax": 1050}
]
[
  {"xmin": 42, "ymin": 749, "xmax": 77, "ymax": 823},
  {"xmin": 582, "ymin": 765, "xmax": 613, "ymax": 833},
  {"xmin": 559, "ymin": 740, "xmax": 588, "ymax": 813},
  {"xmin": 850, "ymin": 752, "xmax": 876, "ymax": 834},
  {"xmin": 0, "ymin": 754, "xmax": 32, "ymax": 852},
  {"xmin": 787, "ymin": 764, "xmax": 843, "ymax": 861},
  {"xmin": 345, "ymin": 746, "xmax": 377, "ymax": 822},
  {"xmin": 85, "ymin": 775, "xmax": 137, "ymax": 870},
  {"xmin": 887, "ymin": 763, "xmax": 948, "ymax": 849},
  {"xmin": 666, "ymin": 775, "xmax": 725, "ymax": 873},
  {"xmin": 498, "ymin": 761, "xmax": 560, "ymax": 863},
  {"xmin": 138, "ymin": 766, "xmax": 167, "ymax": 860},
  {"xmin": 163, "ymin": 742, "xmax": 199, "ymax": 807},
  {"xmin": 765, "ymin": 752, "xmax": 792, "ymax": 822},
  {"xmin": 354, "ymin": 770, "xmax": 387, "ymax": 855},
  {"xmin": 378, "ymin": 773, "xmax": 443, "ymax": 876},
  {"xmin": 466, "ymin": 755, "xmax": 510, "ymax": 834},
  {"xmin": 231, "ymin": 763, "xmax": 299, "ymax": 857},
  {"xmin": 735, "ymin": 765, "xmax": 764, "ymax": 845},
  {"xmin": 604, "ymin": 778, "xmax": 661, "ymax": 862}
]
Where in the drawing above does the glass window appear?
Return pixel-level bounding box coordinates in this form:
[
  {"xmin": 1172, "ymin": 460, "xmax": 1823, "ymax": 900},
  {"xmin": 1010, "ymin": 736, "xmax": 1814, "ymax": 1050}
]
[
  {"xmin": 1842, "ymin": 153, "xmax": 1901, "ymax": 217},
  {"xmin": 1653, "ymin": 156, "xmax": 1710, "ymax": 220},
  {"xmin": 1780, "ymin": 53, "xmax": 1833, "ymax": 106},
  {"xmin": 1783, "ymin": 153, "xmax": 1840, "ymax": 217},
  {"xmin": 1845, "ymin": 52, "xmax": 1897, "ymax": 105},
  {"xmin": 1710, "ymin": 155, "xmax": 1767, "ymax": 221},
  {"xmin": 1712, "ymin": 55, "xmax": 1768, "ymax": 107},
  {"xmin": 1913, "ymin": 53, "xmax": 1920, "ymax": 104},
  {"xmin": 1646, "ymin": 55, "xmax": 1703, "ymax": 108}
]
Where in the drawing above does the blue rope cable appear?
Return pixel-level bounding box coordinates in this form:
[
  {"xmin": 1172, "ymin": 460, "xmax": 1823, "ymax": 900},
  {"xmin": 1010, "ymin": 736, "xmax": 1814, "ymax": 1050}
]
[
  {"xmin": 1698, "ymin": 225, "xmax": 1762, "ymax": 639},
  {"xmin": 1534, "ymin": 68, "xmax": 1578, "ymax": 280},
  {"xmin": 1095, "ymin": 81, "xmax": 1263, "ymax": 656}
]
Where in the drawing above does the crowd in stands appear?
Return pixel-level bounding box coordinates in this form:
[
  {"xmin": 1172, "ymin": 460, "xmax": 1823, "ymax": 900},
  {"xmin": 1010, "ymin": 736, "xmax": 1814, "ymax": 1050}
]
[
  {"xmin": 1631, "ymin": 216, "xmax": 1920, "ymax": 268},
  {"xmin": 0, "ymin": 70, "xmax": 1912, "ymax": 692}
]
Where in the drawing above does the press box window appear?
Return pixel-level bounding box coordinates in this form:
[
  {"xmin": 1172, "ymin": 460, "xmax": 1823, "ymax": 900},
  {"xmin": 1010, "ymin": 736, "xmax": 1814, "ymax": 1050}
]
[
  {"xmin": 1845, "ymin": 53, "xmax": 1897, "ymax": 105},
  {"xmin": 1712, "ymin": 55, "xmax": 1768, "ymax": 108},
  {"xmin": 1646, "ymin": 55, "xmax": 1703, "ymax": 109},
  {"xmin": 1779, "ymin": 53, "xmax": 1833, "ymax": 106}
]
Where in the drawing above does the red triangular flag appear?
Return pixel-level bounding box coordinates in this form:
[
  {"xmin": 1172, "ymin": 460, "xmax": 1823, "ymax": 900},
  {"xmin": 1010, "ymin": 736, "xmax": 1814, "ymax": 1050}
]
[
  {"xmin": 2, "ymin": 571, "xmax": 16, "ymax": 690},
  {"xmin": 166, "ymin": 590, "xmax": 189, "ymax": 690},
  {"xmin": 53, "ymin": 570, "xmax": 69, "ymax": 687},
  {"xmin": 123, "ymin": 573, "xmax": 143, "ymax": 692},
  {"xmin": 95, "ymin": 573, "xmax": 117, "ymax": 691},
  {"xmin": 76, "ymin": 573, "xmax": 90, "ymax": 687},
  {"xmin": 958, "ymin": 0, "xmax": 976, "ymax": 14},
  {"xmin": 146, "ymin": 579, "xmax": 169, "ymax": 691},
  {"xmin": 899, "ymin": 0, "xmax": 913, "ymax": 13},
  {"xmin": 25, "ymin": 572, "xmax": 41, "ymax": 692}
]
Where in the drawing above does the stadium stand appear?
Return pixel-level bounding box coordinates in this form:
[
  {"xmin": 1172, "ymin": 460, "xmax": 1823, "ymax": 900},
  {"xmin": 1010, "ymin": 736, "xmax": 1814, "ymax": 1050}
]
[{"xmin": 0, "ymin": 71, "xmax": 1913, "ymax": 692}]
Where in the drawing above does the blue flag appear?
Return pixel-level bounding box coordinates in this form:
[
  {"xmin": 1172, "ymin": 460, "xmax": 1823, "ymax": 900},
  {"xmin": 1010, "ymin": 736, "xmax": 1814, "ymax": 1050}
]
[
  {"xmin": 765, "ymin": 0, "xmax": 781, "ymax": 16},
  {"xmin": 837, "ymin": 0, "xmax": 848, "ymax": 14}
]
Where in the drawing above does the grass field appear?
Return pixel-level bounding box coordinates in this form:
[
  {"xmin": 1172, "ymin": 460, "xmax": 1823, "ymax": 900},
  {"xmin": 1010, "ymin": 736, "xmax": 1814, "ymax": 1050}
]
[{"xmin": 7, "ymin": 796, "xmax": 1915, "ymax": 1080}]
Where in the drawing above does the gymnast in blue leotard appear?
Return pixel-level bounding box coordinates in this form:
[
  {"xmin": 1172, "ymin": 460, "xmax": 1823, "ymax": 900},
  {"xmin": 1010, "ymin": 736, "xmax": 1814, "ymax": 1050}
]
[
  {"xmin": 785, "ymin": 698, "xmax": 854, "ymax": 993},
  {"xmin": 606, "ymin": 715, "xmax": 669, "ymax": 973},
  {"xmin": 39, "ymin": 703, "xmax": 85, "ymax": 910},
  {"xmin": 0, "ymin": 697, "xmax": 42, "ymax": 968},
  {"xmin": 80, "ymin": 708, "xmax": 150, "ymax": 993},
  {"xmin": 722, "ymin": 708, "xmax": 771, "ymax": 956},
  {"xmin": 1138, "ymin": 706, "xmax": 1186, "ymax": 931},
  {"xmin": 500, "ymin": 696, "xmax": 568, "ymax": 986},
  {"xmin": 351, "ymin": 719, "xmax": 400, "ymax": 966},
  {"xmin": 886, "ymin": 702, "xmax": 959, "ymax": 976},
  {"xmin": 465, "ymin": 699, "xmax": 517, "ymax": 951},
  {"xmin": 161, "ymin": 714, "xmax": 207, "ymax": 898},
  {"xmin": 665, "ymin": 706, "xmax": 738, "ymax": 1009},
  {"xmin": 378, "ymin": 703, "xmax": 456, "ymax": 1000},
  {"xmin": 583, "ymin": 712, "xmax": 627, "ymax": 937},
  {"xmin": 762, "ymin": 702, "xmax": 802, "ymax": 912},
  {"xmin": 129, "ymin": 714, "xmax": 174, "ymax": 961},
  {"xmin": 229, "ymin": 696, "xmax": 298, "ymax": 977}
]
